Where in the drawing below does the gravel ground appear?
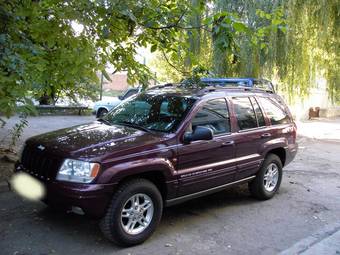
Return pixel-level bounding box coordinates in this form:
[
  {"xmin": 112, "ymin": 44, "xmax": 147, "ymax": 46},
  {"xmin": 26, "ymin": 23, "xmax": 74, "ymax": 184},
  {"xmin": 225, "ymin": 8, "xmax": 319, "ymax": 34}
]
[{"xmin": 0, "ymin": 116, "xmax": 339, "ymax": 254}]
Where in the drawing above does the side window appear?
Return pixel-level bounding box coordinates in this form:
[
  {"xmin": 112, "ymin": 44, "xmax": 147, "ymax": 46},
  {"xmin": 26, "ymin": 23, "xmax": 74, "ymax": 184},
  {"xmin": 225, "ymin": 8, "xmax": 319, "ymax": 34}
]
[
  {"xmin": 259, "ymin": 97, "xmax": 290, "ymax": 125},
  {"xmin": 250, "ymin": 97, "xmax": 266, "ymax": 126},
  {"xmin": 123, "ymin": 89, "xmax": 137, "ymax": 100},
  {"xmin": 233, "ymin": 97, "xmax": 258, "ymax": 130},
  {"xmin": 190, "ymin": 99, "xmax": 230, "ymax": 135}
]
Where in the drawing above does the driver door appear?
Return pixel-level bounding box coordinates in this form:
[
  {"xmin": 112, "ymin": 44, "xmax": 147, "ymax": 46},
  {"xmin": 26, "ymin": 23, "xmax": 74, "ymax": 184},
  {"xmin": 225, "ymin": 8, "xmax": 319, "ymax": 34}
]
[{"xmin": 176, "ymin": 98, "xmax": 236, "ymax": 196}]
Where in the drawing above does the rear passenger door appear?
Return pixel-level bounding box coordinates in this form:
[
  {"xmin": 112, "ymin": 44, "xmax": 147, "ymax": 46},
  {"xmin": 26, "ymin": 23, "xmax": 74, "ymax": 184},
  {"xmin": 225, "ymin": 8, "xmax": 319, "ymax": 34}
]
[
  {"xmin": 232, "ymin": 96, "xmax": 270, "ymax": 179},
  {"xmin": 176, "ymin": 98, "xmax": 236, "ymax": 196},
  {"xmin": 257, "ymin": 96, "xmax": 295, "ymax": 147}
]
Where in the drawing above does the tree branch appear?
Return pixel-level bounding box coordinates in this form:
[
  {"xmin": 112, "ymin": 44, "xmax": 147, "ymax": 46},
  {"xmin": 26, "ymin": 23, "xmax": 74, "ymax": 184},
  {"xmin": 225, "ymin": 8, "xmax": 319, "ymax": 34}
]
[{"xmin": 161, "ymin": 50, "xmax": 190, "ymax": 75}]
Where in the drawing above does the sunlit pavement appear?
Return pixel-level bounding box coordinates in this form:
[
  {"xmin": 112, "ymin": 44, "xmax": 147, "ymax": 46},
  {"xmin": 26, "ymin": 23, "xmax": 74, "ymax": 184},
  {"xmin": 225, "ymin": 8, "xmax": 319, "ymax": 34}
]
[
  {"xmin": 296, "ymin": 118, "xmax": 340, "ymax": 142},
  {"xmin": 0, "ymin": 116, "xmax": 339, "ymax": 254}
]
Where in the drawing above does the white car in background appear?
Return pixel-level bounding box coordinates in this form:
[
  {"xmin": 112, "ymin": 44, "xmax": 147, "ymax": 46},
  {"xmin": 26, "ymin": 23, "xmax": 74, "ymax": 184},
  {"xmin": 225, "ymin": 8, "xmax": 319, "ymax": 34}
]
[{"xmin": 93, "ymin": 87, "xmax": 141, "ymax": 117}]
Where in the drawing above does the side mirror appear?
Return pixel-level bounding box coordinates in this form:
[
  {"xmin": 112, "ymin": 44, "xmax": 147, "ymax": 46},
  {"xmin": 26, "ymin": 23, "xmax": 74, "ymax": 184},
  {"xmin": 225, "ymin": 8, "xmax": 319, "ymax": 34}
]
[
  {"xmin": 183, "ymin": 126, "xmax": 213, "ymax": 143},
  {"xmin": 118, "ymin": 95, "xmax": 123, "ymax": 100}
]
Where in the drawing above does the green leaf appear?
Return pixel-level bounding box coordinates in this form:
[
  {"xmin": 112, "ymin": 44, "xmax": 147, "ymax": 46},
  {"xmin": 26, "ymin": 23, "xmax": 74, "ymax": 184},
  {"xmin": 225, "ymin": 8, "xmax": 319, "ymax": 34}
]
[
  {"xmin": 272, "ymin": 19, "xmax": 282, "ymax": 25},
  {"xmin": 233, "ymin": 22, "xmax": 247, "ymax": 32},
  {"xmin": 150, "ymin": 44, "xmax": 157, "ymax": 53}
]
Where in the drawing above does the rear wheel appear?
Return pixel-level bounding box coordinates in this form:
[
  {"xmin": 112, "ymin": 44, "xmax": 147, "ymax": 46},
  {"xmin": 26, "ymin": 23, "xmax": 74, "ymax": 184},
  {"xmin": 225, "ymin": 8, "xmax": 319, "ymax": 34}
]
[
  {"xmin": 97, "ymin": 108, "xmax": 108, "ymax": 118},
  {"xmin": 248, "ymin": 153, "xmax": 282, "ymax": 200},
  {"xmin": 99, "ymin": 179, "xmax": 163, "ymax": 246}
]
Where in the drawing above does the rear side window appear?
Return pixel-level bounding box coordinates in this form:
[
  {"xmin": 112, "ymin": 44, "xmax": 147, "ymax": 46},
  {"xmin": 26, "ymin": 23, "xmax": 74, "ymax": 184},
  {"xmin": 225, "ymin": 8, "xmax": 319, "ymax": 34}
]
[
  {"xmin": 250, "ymin": 97, "xmax": 266, "ymax": 127},
  {"xmin": 191, "ymin": 99, "xmax": 230, "ymax": 135},
  {"xmin": 233, "ymin": 97, "xmax": 258, "ymax": 130},
  {"xmin": 259, "ymin": 97, "xmax": 290, "ymax": 125}
]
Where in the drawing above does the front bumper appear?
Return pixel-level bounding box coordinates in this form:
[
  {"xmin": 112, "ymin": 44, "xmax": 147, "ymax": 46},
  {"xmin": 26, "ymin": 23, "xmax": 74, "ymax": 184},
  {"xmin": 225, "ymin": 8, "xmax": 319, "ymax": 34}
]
[{"xmin": 14, "ymin": 163, "xmax": 116, "ymax": 218}]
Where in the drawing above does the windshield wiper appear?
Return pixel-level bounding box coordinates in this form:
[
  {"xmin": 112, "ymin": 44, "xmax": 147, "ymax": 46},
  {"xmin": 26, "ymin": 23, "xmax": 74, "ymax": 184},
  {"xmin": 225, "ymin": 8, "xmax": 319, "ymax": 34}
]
[
  {"xmin": 117, "ymin": 121, "xmax": 153, "ymax": 134},
  {"xmin": 97, "ymin": 118, "xmax": 112, "ymax": 125}
]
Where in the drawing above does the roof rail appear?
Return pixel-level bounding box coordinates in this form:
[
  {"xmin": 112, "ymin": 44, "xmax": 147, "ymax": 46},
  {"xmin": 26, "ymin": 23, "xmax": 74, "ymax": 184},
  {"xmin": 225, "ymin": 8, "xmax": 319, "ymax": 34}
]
[
  {"xmin": 149, "ymin": 83, "xmax": 179, "ymax": 90},
  {"xmin": 197, "ymin": 84, "xmax": 275, "ymax": 94},
  {"xmin": 185, "ymin": 77, "xmax": 276, "ymax": 93},
  {"xmin": 148, "ymin": 81, "xmax": 275, "ymax": 94}
]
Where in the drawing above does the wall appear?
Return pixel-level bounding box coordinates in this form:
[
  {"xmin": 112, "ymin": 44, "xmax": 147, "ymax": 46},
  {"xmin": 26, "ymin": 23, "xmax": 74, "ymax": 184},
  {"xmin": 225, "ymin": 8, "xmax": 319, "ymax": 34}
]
[
  {"xmin": 282, "ymin": 79, "xmax": 340, "ymax": 120},
  {"xmin": 103, "ymin": 73, "xmax": 129, "ymax": 91}
]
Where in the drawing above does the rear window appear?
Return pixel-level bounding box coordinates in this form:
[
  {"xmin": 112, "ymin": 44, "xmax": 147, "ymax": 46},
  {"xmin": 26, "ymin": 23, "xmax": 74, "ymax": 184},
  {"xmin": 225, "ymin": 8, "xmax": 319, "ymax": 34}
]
[
  {"xmin": 258, "ymin": 97, "xmax": 290, "ymax": 125},
  {"xmin": 233, "ymin": 97, "xmax": 258, "ymax": 130}
]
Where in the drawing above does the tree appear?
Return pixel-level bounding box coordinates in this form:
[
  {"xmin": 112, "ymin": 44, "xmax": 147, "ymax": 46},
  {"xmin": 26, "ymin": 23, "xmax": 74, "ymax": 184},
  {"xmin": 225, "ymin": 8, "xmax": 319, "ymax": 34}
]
[
  {"xmin": 0, "ymin": 0, "xmax": 190, "ymax": 119},
  {"xmin": 151, "ymin": 0, "xmax": 339, "ymax": 104}
]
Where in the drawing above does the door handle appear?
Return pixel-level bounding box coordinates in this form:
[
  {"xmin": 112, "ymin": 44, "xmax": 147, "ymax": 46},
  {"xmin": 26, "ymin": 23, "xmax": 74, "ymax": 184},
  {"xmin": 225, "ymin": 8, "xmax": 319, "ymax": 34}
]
[
  {"xmin": 221, "ymin": 141, "xmax": 235, "ymax": 146},
  {"xmin": 261, "ymin": 133, "xmax": 272, "ymax": 138}
]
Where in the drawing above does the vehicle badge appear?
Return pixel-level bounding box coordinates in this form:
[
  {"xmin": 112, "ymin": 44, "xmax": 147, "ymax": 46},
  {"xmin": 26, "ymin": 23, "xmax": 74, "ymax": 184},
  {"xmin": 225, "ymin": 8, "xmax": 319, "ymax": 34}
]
[{"xmin": 37, "ymin": 145, "xmax": 45, "ymax": 151}]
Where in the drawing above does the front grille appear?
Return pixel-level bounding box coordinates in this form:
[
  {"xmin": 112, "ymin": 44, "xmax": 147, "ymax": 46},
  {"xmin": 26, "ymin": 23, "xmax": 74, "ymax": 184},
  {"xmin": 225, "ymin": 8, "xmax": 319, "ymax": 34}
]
[{"xmin": 21, "ymin": 145, "xmax": 62, "ymax": 181}]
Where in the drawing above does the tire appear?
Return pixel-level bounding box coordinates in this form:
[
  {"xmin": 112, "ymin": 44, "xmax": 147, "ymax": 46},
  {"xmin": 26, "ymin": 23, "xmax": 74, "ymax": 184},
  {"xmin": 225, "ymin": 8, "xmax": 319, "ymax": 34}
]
[
  {"xmin": 99, "ymin": 179, "xmax": 163, "ymax": 246},
  {"xmin": 96, "ymin": 108, "xmax": 108, "ymax": 118},
  {"xmin": 248, "ymin": 153, "xmax": 283, "ymax": 200}
]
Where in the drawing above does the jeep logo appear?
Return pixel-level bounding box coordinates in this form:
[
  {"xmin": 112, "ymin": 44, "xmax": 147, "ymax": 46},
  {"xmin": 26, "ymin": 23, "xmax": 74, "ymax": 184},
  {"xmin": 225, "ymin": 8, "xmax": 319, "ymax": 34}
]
[{"xmin": 37, "ymin": 145, "xmax": 45, "ymax": 151}]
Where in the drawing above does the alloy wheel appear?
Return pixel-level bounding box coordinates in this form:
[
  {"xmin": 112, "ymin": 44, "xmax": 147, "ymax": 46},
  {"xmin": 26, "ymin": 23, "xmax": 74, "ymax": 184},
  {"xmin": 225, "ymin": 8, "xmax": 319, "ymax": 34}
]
[
  {"xmin": 120, "ymin": 193, "xmax": 154, "ymax": 235},
  {"xmin": 263, "ymin": 163, "xmax": 279, "ymax": 192}
]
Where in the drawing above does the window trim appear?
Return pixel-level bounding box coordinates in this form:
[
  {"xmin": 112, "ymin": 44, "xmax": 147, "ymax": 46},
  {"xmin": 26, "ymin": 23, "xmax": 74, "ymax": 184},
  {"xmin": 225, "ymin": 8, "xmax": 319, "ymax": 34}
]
[
  {"xmin": 257, "ymin": 96, "xmax": 291, "ymax": 126},
  {"xmin": 232, "ymin": 96, "xmax": 260, "ymax": 132},
  {"xmin": 186, "ymin": 97, "xmax": 232, "ymax": 137},
  {"xmin": 250, "ymin": 96, "xmax": 266, "ymax": 127}
]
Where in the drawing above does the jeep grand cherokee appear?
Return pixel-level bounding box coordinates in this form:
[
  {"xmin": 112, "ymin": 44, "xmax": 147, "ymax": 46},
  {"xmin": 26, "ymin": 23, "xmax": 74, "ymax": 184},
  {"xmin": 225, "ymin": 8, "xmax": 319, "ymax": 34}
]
[{"xmin": 15, "ymin": 83, "xmax": 297, "ymax": 246}]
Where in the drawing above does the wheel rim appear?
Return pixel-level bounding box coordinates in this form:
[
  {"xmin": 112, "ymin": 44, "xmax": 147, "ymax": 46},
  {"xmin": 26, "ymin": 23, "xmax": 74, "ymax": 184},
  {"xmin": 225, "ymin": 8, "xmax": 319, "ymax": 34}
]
[
  {"xmin": 263, "ymin": 163, "xmax": 279, "ymax": 192},
  {"xmin": 99, "ymin": 110, "xmax": 107, "ymax": 117},
  {"xmin": 120, "ymin": 193, "xmax": 154, "ymax": 235}
]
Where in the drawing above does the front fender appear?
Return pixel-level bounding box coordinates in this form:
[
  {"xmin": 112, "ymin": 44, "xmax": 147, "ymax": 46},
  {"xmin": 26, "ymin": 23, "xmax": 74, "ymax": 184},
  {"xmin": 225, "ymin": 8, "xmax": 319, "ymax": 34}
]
[{"xmin": 97, "ymin": 158, "xmax": 176, "ymax": 184}]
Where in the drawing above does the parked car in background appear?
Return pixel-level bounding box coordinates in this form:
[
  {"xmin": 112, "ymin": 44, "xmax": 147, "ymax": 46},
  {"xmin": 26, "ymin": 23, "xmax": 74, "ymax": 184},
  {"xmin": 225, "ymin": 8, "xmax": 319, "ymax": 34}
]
[{"xmin": 93, "ymin": 87, "xmax": 142, "ymax": 117}]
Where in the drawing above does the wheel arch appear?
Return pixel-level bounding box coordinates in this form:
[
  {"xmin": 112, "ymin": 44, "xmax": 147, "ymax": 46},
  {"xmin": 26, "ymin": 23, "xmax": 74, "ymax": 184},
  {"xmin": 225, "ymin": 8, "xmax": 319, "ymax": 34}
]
[
  {"xmin": 266, "ymin": 147, "xmax": 286, "ymax": 166},
  {"xmin": 100, "ymin": 158, "xmax": 177, "ymax": 201},
  {"xmin": 117, "ymin": 171, "xmax": 168, "ymax": 201},
  {"xmin": 96, "ymin": 107, "xmax": 109, "ymax": 117}
]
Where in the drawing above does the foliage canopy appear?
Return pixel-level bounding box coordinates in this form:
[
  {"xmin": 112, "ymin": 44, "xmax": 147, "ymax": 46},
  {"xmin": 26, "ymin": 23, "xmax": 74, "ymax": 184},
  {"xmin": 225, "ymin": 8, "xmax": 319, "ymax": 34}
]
[{"xmin": 0, "ymin": 0, "xmax": 188, "ymax": 117}]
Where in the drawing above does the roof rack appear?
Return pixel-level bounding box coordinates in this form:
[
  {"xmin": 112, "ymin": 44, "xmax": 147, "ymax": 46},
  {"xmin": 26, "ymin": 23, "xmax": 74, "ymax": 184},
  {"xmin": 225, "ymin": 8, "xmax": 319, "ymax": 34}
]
[
  {"xmin": 149, "ymin": 83, "xmax": 179, "ymax": 90},
  {"xmin": 197, "ymin": 84, "xmax": 275, "ymax": 94},
  {"xmin": 148, "ymin": 79, "xmax": 275, "ymax": 94},
  {"xmin": 186, "ymin": 77, "xmax": 276, "ymax": 93}
]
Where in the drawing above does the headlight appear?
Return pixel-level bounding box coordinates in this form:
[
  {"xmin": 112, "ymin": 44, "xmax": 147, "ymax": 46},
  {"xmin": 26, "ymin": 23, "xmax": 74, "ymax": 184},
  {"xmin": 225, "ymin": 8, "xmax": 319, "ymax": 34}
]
[{"xmin": 56, "ymin": 159, "xmax": 100, "ymax": 183}]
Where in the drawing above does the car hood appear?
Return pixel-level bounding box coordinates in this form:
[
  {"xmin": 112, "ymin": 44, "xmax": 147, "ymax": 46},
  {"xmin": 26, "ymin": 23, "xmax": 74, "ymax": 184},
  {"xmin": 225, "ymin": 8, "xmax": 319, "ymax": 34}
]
[{"xmin": 26, "ymin": 121, "xmax": 165, "ymax": 160}]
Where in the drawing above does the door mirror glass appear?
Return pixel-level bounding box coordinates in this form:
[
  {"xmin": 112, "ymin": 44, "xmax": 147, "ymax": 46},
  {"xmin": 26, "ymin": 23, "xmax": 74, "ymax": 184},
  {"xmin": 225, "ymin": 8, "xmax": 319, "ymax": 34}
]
[{"xmin": 184, "ymin": 126, "xmax": 213, "ymax": 143}]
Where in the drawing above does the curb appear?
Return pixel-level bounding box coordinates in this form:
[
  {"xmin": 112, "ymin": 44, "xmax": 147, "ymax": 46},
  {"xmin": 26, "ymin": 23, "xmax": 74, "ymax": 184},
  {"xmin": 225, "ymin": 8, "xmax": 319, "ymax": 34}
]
[
  {"xmin": 0, "ymin": 180, "xmax": 10, "ymax": 193},
  {"xmin": 279, "ymin": 222, "xmax": 340, "ymax": 255}
]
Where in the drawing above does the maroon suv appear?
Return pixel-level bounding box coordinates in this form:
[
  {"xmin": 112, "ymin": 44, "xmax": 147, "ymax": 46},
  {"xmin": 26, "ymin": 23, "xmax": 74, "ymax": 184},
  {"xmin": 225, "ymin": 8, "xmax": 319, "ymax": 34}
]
[{"xmin": 15, "ymin": 84, "xmax": 297, "ymax": 246}]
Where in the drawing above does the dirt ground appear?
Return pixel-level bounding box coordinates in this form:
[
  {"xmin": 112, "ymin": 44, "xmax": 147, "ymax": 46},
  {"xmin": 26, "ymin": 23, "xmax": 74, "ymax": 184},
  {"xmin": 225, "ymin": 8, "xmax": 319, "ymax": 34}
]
[{"xmin": 0, "ymin": 116, "xmax": 339, "ymax": 254}]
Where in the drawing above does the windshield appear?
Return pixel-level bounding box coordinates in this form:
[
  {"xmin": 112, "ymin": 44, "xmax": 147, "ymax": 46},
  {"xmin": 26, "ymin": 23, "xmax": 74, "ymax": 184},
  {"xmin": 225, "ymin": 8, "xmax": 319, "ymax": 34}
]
[{"xmin": 103, "ymin": 93, "xmax": 196, "ymax": 133}]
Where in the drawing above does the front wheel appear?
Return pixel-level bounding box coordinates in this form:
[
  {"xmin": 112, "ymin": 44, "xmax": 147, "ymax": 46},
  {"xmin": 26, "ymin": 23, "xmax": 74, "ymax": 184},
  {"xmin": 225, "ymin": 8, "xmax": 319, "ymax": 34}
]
[
  {"xmin": 248, "ymin": 153, "xmax": 282, "ymax": 200},
  {"xmin": 96, "ymin": 108, "xmax": 108, "ymax": 118},
  {"xmin": 99, "ymin": 179, "xmax": 163, "ymax": 246}
]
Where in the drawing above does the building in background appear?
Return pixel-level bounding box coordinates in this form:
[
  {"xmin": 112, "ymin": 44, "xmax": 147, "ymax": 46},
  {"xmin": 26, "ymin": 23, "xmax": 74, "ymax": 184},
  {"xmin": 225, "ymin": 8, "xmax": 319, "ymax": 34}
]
[{"xmin": 102, "ymin": 73, "xmax": 129, "ymax": 91}]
